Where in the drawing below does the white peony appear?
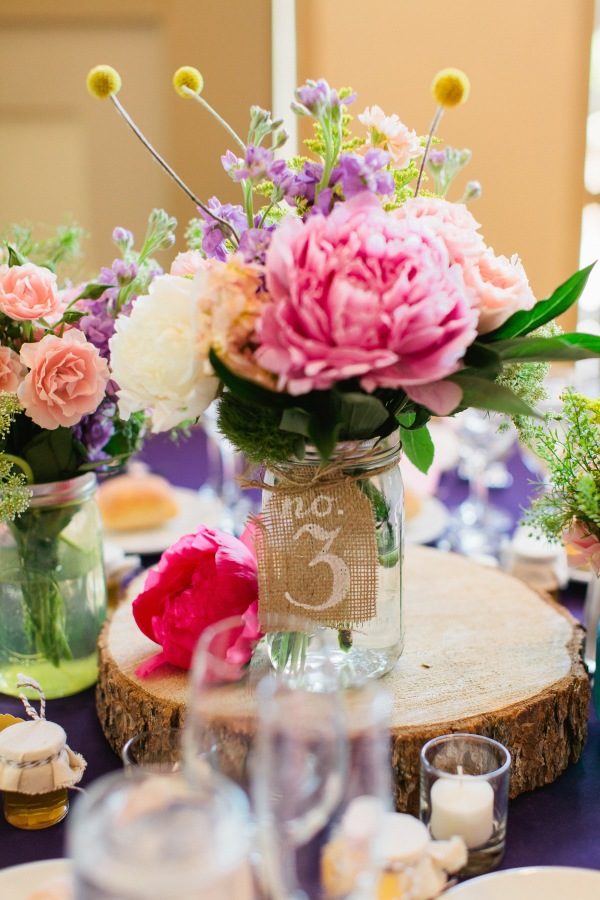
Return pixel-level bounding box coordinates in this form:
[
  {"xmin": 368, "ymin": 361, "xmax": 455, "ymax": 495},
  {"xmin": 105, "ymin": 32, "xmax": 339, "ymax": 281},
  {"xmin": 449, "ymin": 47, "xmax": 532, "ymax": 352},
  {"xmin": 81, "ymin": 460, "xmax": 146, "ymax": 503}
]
[{"xmin": 109, "ymin": 274, "xmax": 218, "ymax": 432}]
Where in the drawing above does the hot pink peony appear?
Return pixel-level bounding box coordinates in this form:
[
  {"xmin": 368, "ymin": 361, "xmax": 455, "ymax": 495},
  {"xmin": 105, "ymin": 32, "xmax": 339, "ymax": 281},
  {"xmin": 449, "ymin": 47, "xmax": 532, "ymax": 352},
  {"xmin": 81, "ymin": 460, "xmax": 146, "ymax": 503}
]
[
  {"xmin": 0, "ymin": 263, "xmax": 63, "ymax": 321},
  {"xmin": 133, "ymin": 526, "xmax": 260, "ymax": 675},
  {"xmin": 462, "ymin": 249, "xmax": 536, "ymax": 334},
  {"xmin": 395, "ymin": 197, "xmax": 485, "ymax": 263},
  {"xmin": 563, "ymin": 520, "xmax": 600, "ymax": 576},
  {"xmin": 257, "ymin": 193, "xmax": 478, "ymax": 395},
  {"xmin": 0, "ymin": 345, "xmax": 26, "ymax": 392},
  {"xmin": 18, "ymin": 329, "xmax": 109, "ymax": 429}
]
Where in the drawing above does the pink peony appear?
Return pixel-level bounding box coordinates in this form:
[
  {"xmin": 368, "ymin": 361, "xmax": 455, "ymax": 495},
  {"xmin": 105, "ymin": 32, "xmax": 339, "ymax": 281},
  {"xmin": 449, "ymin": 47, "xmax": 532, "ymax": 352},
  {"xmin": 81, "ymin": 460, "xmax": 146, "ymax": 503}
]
[
  {"xmin": 133, "ymin": 526, "xmax": 260, "ymax": 675},
  {"xmin": 257, "ymin": 193, "xmax": 478, "ymax": 395},
  {"xmin": 462, "ymin": 249, "xmax": 536, "ymax": 334},
  {"xmin": 0, "ymin": 263, "xmax": 63, "ymax": 321},
  {"xmin": 394, "ymin": 197, "xmax": 486, "ymax": 263},
  {"xmin": 563, "ymin": 520, "xmax": 600, "ymax": 576},
  {"xmin": 17, "ymin": 329, "xmax": 109, "ymax": 429},
  {"xmin": 0, "ymin": 345, "xmax": 26, "ymax": 392},
  {"xmin": 170, "ymin": 250, "xmax": 207, "ymax": 277}
]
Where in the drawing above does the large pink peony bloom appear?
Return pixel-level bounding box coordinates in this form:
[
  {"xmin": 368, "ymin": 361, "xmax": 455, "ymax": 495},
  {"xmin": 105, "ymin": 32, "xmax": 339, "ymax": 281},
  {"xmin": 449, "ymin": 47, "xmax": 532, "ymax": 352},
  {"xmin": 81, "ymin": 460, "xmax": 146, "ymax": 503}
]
[
  {"xmin": 395, "ymin": 197, "xmax": 485, "ymax": 263},
  {"xmin": 0, "ymin": 263, "xmax": 63, "ymax": 321},
  {"xmin": 563, "ymin": 520, "xmax": 600, "ymax": 576},
  {"xmin": 462, "ymin": 249, "xmax": 536, "ymax": 334},
  {"xmin": 18, "ymin": 329, "xmax": 109, "ymax": 429},
  {"xmin": 133, "ymin": 526, "xmax": 260, "ymax": 675},
  {"xmin": 0, "ymin": 345, "xmax": 26, "ymax": 392},
  {"xmin": 257, "ymin": 193, "xmax": 478, "ymax": 395}
]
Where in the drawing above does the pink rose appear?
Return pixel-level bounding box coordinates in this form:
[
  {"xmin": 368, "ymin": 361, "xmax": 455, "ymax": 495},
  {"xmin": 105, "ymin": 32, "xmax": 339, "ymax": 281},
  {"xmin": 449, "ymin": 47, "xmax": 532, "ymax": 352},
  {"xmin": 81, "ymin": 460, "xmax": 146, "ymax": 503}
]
[
  {"xmin": 463, "ymin": 249, "xmax": 536, "ymax": 334},
  {"xmin": 17, "ymin": 330, "xmax": 109, "ymax": 429},
  {"xmin": 0, "ymin": 345, "xmax": 26, "ymax": 392},
  {"xmin": 257, "ymin": 193, "xmax": 478, "ymax": 394},
  {"xmin": 563, "ymin": 520, "xmax": 600, "ymax": 576},
  {"xmin": 395, "ymin": 197, "xmax": 486, "ymax": 263},
  {"xmin": 0, "ymin": 263, "xmax": 63, "ymax": 321},
  {"xmin": 133, "ymin": 526, "xmax": 260, "ymax": 675},
  {"xmin": 170, "ymin": 250, "xmax": 207, "ymax": 277}
]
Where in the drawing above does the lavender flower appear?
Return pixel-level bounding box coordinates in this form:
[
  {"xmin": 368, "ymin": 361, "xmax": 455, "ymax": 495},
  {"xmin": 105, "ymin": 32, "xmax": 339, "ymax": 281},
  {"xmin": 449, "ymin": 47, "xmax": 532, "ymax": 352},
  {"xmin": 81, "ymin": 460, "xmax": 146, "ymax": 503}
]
[
  {"xmin": 332, "ymin": 149, "xmax": 394, "ymax": 199},
  {"xmin": 198, "ymin": 197, "xmax": 247, "ymax": 260}
]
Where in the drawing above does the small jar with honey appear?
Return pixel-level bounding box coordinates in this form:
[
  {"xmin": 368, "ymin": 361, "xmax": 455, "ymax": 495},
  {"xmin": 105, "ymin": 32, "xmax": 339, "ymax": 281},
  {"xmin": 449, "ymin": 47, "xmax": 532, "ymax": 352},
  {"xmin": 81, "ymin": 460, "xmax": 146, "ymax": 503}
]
[{"xmin": 0, "ymin": 677, "xmax": 86, "ymax": 829}]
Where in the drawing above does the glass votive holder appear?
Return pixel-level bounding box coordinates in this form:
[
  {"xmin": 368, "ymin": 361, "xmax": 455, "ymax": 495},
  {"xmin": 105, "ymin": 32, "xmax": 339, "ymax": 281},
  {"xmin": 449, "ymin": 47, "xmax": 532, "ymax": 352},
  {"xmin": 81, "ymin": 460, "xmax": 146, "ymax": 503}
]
[
  {"xmin": 419, "ymin": 733, "xmax": 511, "ymax": 876},
  {"xmin": 122, "ymin": 727, "xmax": 182, "ymax": 773}
]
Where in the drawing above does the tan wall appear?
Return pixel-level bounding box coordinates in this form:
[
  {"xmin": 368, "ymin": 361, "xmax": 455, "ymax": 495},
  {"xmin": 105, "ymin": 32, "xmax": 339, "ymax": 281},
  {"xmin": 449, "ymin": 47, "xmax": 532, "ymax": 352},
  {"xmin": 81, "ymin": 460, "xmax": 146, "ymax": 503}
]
[
  {"xmin": 0, "ymin": 0, "xmax": 271, "ymax": 272},
  {"xmin": 297, "ymin": 0, "xmax": 593, "ymax": 316}
]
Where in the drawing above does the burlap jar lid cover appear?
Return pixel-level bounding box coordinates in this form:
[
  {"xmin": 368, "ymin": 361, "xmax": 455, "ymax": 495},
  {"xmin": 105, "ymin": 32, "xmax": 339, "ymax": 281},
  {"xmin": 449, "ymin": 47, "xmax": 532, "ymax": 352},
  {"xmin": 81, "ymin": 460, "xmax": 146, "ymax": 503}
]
[{"xmin": 0, "ymin": 675, "xmax": 86, "ymax": 795}]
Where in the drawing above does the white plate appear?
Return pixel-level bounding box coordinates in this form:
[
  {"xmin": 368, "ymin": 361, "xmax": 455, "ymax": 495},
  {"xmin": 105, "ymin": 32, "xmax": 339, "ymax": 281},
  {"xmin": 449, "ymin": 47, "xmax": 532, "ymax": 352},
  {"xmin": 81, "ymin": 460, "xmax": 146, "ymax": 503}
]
[
  {"xmin": 0, "ymin": 858, "xmax": 71, "ymax": 899},
  {"xmin": 103, "ymin": 487, "xmax": 225, "ymax": 555},
  {"xmin": 405, "ymin": 496, "xmax": 449, "ymax": 545},
  {"xmin": 445, "ymin": 866, "xmax": 600, "ymax": 899}
]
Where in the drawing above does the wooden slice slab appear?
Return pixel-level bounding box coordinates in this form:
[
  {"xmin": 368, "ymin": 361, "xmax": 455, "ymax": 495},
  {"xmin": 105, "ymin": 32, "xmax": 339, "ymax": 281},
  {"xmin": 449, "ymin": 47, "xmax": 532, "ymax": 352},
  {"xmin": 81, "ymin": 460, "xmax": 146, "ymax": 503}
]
[{"xmin": 97, "ymin": 546, "xmax": 590, "ymax": 812}]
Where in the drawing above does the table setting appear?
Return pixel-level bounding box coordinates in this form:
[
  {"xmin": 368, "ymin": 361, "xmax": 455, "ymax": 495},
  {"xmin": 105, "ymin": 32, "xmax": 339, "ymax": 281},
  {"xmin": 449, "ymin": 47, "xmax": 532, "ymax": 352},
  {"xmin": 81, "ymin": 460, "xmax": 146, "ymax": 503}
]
[{"xmin": 0, "ymin": 57, "xmax": 599, "ymax": 899}]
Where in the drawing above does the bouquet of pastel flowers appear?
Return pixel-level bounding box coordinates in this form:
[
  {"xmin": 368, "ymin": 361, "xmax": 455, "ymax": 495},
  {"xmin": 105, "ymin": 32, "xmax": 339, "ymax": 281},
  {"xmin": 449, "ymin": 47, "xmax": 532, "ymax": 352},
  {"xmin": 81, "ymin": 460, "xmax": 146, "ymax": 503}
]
[
  {"xmin": 0, "ymin": 212, "xmax": 175, "ymax": 668},
  {"xmin": 85, "ymin": 63, "xmax": 600, "ymax": 678}
]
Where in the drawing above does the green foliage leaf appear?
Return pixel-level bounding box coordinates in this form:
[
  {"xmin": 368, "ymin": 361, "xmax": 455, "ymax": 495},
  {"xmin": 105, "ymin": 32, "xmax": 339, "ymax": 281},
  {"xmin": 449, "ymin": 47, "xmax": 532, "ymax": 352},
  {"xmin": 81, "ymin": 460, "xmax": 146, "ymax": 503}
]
[
  {"xmin": 463, "ymin": 341, "xmax": 502, "ymax": 374},
  {"xmin": 61, "ymin": 309, "xmax": 88, "ymax": 324},
  {"xmin": 280, "ymin": 407, "xmax": 312, "ymax": 437},
  {"xmin": 494, "ymin": 332, "xmax": 600, "ymax": 362},
  {"xmin": 399, "ymin": 424, "xmax": 434, "ymax": 473},
  {"xmin": 7, "ymin": 243, "xmax": 27, "ymax": 267},
  {"xmin": 482, "ymin": 265, "xmax": 594, "ymax": 342},
  {"xmin": 337, "ymin": 392, "xmax": 390, "ymax": 438},
  {"xmin": 450, "ymin": 374, "xmax": 538, "ymax": 418},
  {"xmin": 209, "ymin": 348, "xmax": 295, "ymax": 409},
  {"xmin": 21, "ymin": 428, "xmax": 81, "ymax": 483},
  {"xmin": 74, "ymin": 282, "xmax": 114, "ymax": 302},
  {"xmin": 396, "ymin": 411, "xmax": 417, "ymax": 428}
]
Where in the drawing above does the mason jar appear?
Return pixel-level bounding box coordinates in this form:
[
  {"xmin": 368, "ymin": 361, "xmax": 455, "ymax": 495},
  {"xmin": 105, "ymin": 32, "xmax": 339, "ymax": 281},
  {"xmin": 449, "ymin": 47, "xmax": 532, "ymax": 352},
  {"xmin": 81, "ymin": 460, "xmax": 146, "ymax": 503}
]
[
  {"xmin": 262, "ymin": 431, "xmax": 404, "ymax": 683},
  {"xmin": 0, "ymin": 473, "xmax": 106, "ymax": 698}
]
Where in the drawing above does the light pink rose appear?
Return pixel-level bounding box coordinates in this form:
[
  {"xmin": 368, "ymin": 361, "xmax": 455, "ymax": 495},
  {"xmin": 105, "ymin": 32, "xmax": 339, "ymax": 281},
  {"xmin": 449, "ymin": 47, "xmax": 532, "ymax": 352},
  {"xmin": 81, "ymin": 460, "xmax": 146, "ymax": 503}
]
[
  {"xmin": 0, "ymin": 345, "xmax": 26, "ymax": 393},
  {"xmin": 563, "ymin": 520, "xmax": 600, "ymax": 576},
  {"xmin": 170, "ymin": 250, "xmax": 207, "ymax": 277},
  {"xmin": 463, "ymin": 249, "xmax": 536, "ymax": 334},
  {"xmin": 257, "ymin": 193, "xmax": 478, "ymax": 395},
  {"xmin": 395, "ymin": 197, "xmax": 486, "ymax": 263},
  {"xmin": 0, "ymin": 263, "xmax": 63, "ymax": 321},
  {"xmin": 18, "ymin": 330, "xmax": 109, "ymax": 429}
]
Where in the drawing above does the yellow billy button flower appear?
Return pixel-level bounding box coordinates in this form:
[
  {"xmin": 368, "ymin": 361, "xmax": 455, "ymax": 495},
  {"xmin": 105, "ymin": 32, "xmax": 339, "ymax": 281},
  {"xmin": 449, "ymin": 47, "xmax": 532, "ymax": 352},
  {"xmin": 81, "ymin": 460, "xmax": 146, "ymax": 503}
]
[
  {"xmin": 86, "ymin": 64, "xmax": 122, "ymax": 99},
  {"xmin": 431, "ymin": 68, "xmax": 470, "ymax": 108},
  {"xmin": 173, "ymin": 66, "xmax": 204, "ymax": 98}
]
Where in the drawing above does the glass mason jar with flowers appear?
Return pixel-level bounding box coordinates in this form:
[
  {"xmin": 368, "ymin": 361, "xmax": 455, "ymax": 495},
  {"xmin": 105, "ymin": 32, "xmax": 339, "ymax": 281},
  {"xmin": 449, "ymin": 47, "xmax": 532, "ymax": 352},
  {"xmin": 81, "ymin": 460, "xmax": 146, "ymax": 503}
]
[
  {"xmin": 0, "ymin": 214, "xmax": 176, "ymax": 696},
  {"xmin": 93, "ymin": 63, "xmax": 600, "ymax": 681}
]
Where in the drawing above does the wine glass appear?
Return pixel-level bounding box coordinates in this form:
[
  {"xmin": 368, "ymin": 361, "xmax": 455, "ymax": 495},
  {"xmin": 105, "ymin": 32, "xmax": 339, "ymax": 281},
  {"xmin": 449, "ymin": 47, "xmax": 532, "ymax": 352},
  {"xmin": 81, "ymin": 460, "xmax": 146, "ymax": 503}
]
[
  {"xmin": 68, "ymin": 769, "xmax": 253, "ymax": 899},
  {"xmin": 202, "ymin": 401, "xmax": 255, "ymax": 536},
  {"xmin": 251, "ymin": 674, "xmax": 392, "ymax": 899},
  {"xmin": 442, "ymin": 410, "xmax": 516, "ymax": 562}
]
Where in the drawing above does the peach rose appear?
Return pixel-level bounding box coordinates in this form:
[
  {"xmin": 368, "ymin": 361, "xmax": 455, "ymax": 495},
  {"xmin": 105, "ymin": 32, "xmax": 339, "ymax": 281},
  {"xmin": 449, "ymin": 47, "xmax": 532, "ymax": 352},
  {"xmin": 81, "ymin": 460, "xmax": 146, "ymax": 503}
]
[
  {"xmin": 563, "ymin": 520, "xmax": 600, "ymax": 576},
  {"xmin": 0, "ymin": 263, "xmax": 63, "ymax": 321},
  {"xmin": 0, "ymin": 345, "xmax": 26, "ymax": 392},
  {"xmin": 18, "ymin": 330, "xmax": 109, "ymax": 429},
  {"xmin": 170, "ymin": 250, "xmax": 207, "ymax": 277},
  {"xmin": 463, "ymin": 249, "xmax": 536, "ymax": 334}
]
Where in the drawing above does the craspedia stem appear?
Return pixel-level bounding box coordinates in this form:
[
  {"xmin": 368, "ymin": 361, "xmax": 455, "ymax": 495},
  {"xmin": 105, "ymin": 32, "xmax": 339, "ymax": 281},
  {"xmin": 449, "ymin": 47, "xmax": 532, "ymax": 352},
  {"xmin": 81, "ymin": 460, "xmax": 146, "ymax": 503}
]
[
  {"xmin": 181, "ymin": 86, "xmax": 246, "ymax": 152},
  {"xmin": 414, "ymin": 106, "xmax": 443, "ymax": 198},
  {"xmin": 109, "ymin": 94, "xmax": 239, "ymax": 244}
]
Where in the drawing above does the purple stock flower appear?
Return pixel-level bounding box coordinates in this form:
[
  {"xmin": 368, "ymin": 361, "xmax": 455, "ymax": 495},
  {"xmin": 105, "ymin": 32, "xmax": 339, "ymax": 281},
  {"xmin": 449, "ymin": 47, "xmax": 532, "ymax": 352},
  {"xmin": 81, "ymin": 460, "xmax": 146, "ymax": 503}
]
[
  {"xmin": 112, "ymin": 259, "xmax": 138, "ymax": 285},
  {"xmin": 428, "ymin": 149, "xmax": 446, "ymax": 167},
  {"xmin": 198, "ymin": 197, "xmax": 247, "ymax": 261},
  {"xmin": 222, "ymin": 145, "xmax": 276, "ymax": 184},
  {"xmin": 332, "ymin": 149, "xmax": 394, "ymax": 199},
  {"xmin": 238, "ymin": 226, "xmax": 274, "ymax": 264},
  {"xmin": 73, "ymin": 398, "xmax": 116, "ymax": 461},
  {"xmin": 112, "ymin": 227, "xmax": 134, "ymax": 249},
  {"xmin": 294, "ymin": 79, "xmax": 355, "ymax": 116},
  {"xmin": 286, "ymin": 161, "xmax": 324, "ymax": 204}
]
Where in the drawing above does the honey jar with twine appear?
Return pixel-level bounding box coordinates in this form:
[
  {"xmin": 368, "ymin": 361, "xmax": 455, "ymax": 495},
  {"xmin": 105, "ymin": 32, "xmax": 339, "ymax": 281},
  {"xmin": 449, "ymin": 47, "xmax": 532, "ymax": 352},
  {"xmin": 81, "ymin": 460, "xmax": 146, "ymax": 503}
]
[{"xmin": 0, "ymin": 675, "xmax": 86, "ymax": 829}]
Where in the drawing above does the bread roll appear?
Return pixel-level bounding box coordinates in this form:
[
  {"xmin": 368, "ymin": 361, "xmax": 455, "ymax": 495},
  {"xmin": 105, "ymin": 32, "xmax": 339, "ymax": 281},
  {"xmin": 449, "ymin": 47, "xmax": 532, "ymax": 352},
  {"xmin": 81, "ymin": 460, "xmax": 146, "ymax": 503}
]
[{"xmin": 98, "ymin": 471, "xmax": 179, "ymax": 532}]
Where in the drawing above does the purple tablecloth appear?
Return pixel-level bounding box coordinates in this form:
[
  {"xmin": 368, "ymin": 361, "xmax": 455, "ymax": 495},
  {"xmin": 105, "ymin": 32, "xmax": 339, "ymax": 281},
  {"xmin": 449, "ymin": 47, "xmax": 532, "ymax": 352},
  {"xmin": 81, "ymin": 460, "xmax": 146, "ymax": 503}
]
[{"xmin": 1, "ymin": 434, "xmax": 599, "ymax": 873}]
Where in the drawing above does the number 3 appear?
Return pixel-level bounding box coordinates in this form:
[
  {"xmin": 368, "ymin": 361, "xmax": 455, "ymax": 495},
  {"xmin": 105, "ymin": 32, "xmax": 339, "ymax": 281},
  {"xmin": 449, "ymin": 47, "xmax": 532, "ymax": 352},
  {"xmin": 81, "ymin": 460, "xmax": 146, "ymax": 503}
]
[{"xmin": 284, "ymin": 523, "xmax": 350, "ymax": 611}]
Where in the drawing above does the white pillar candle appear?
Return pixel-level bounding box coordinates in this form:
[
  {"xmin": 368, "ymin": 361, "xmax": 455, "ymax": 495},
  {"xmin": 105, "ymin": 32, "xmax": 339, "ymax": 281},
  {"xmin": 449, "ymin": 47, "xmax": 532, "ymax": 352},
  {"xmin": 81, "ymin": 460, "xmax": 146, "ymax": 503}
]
[{"xmin": 429, "ymin": 777, "xmax": 494, "ymax": 849}]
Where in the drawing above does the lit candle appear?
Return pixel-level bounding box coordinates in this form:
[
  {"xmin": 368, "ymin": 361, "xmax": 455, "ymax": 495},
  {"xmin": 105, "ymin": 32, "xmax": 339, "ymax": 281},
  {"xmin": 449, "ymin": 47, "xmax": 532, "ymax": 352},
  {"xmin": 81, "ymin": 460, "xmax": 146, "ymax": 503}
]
[{"xmin": 429, "ymin": 776, "xmax": 494, "ymax": 849}]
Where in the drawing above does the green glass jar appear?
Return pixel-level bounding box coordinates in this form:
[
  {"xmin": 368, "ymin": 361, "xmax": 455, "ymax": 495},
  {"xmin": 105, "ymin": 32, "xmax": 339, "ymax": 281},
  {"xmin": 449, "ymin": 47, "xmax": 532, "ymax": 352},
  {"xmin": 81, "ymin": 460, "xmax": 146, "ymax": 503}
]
[{"xmin": 0, "ymin": 473, "xmax": 106, "ymax": 698}]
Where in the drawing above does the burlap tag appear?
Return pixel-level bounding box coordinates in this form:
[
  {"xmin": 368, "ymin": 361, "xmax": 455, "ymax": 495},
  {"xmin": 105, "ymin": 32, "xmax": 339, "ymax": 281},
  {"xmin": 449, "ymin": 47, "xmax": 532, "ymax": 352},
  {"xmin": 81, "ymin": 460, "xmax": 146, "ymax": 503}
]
[{"xmin": 255, "ymin": 472, "xmax": 378, "ymax": 631}]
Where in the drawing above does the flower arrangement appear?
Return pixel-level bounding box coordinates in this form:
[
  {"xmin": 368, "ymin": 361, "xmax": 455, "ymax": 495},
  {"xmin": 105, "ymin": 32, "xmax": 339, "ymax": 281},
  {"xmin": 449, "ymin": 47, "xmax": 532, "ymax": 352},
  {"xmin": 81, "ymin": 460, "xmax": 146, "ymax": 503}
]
[
  {"xmin": 87, "ymin": 64, "xmax": 600, "ymax": 473},
  {"xmin": 524, "ymin": 392, "xmax": 600, "ymax": 575},
  {"xmin": 0, "ymin": 212, "xmax": 176, "ymax": 666}
]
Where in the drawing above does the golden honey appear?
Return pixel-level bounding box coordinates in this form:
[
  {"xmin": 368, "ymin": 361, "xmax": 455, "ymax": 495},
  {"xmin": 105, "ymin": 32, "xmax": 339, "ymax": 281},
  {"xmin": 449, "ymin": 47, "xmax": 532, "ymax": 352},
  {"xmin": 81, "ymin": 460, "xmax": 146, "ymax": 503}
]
[{"xmin": 3, "ymin": 787, "xmax": 69, "ymax": 829}]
